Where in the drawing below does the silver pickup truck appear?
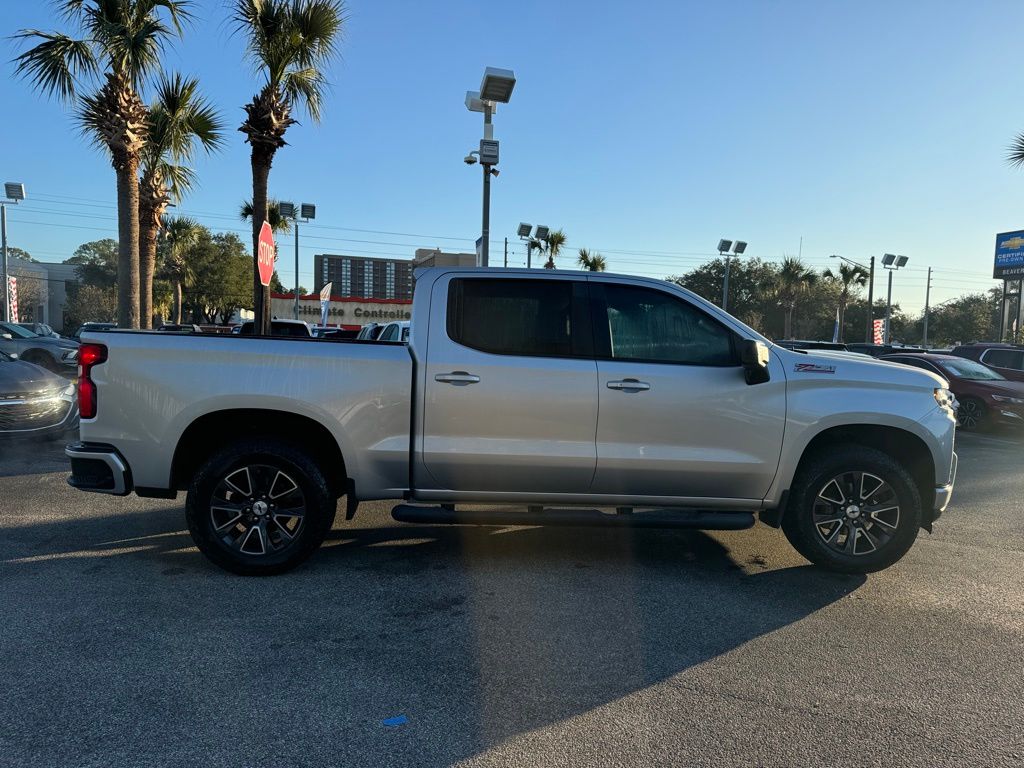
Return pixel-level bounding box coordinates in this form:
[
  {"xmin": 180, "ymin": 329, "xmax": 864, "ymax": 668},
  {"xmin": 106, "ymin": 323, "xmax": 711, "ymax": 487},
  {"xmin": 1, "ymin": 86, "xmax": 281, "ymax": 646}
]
[{"xmin": 66, "ymin": 268, "xmax": 957, "ymax": 575}]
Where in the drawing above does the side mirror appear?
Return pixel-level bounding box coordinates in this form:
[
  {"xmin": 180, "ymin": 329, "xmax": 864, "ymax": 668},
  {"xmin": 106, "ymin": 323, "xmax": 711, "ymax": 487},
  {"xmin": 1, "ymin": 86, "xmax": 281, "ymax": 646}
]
[{"xmin": 741, "ymin": 339, "xmax": 771, "ymax": 385}]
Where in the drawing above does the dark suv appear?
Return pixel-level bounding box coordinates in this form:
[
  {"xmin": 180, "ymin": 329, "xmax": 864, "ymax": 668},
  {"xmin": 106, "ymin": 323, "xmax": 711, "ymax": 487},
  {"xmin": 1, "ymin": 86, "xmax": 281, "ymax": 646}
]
[{"xmin": 949, "ymin": 343, "xmax": 1024, "ymax": 382}]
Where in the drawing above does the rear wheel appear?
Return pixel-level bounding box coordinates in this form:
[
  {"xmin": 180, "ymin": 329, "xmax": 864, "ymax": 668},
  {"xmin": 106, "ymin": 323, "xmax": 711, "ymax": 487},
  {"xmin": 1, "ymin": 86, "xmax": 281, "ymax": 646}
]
[
  {"xmin": 185, "ymin": 439, "xmax": 337, "ymax": 575},
  {"xmin": 956, "ymin": 397, "xmax": 985, "ymax": 430},
  {"xmin": 782, "ymin": 445, "xmax": 922, "ymax": 573}
]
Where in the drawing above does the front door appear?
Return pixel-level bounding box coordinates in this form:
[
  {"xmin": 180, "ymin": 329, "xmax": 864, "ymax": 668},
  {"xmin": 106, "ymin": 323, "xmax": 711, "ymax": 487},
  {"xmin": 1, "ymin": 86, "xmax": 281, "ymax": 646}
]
[
  {"xmin": 589, "ymin": 279, "xmax": 786, "ymax": 501},
  {"xmin": 419, "ymin": 274, "xmax": 598, "ymax": 495}
]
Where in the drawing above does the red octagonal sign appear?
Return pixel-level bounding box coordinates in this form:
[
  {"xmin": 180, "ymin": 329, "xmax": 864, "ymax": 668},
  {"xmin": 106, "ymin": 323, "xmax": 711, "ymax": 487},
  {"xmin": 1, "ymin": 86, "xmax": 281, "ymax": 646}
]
[{"xmin": 257, "ymin": 220, "xmax": 275, "ymax": 287}]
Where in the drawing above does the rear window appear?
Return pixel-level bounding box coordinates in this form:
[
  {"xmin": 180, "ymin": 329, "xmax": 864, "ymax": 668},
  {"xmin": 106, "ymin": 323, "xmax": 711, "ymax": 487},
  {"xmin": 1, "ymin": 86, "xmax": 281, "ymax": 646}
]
[
  {"xmin": 447, "ymin": 278, "xmax": 590, "ymax": 358},
  {"xmin": 980, "ymin": 349, "xmax": 1024, "ymax": 370}
]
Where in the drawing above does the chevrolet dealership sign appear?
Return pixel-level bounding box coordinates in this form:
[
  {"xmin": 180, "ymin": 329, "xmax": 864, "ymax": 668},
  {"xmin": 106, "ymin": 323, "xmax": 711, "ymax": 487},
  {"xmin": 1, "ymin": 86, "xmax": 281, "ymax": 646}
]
[{"xmin": 994, "ymin": 230, "xmax": 1024, "ymax": 278}]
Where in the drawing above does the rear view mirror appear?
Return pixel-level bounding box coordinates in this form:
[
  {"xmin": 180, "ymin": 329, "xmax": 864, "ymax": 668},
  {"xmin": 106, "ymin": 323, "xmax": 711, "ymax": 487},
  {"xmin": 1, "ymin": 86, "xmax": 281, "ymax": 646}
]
[{"xmin": 741, "ymin": 339, "xmax": 771, "ymax": 385}]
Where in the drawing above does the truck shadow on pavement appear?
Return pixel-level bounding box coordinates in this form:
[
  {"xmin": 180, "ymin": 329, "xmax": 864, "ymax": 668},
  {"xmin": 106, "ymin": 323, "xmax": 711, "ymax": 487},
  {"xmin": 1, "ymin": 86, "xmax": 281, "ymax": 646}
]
[{"xmin": 2, "ymin": 503, "xmax": 865, "ymax": 767}]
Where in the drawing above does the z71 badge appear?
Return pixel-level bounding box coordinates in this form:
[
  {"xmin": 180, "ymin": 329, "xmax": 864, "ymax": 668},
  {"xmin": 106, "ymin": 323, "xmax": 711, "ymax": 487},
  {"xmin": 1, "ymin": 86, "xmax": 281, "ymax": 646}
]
[{"xmin": 794, "ymin": 362, "xmax": 836, "ymax": 374}]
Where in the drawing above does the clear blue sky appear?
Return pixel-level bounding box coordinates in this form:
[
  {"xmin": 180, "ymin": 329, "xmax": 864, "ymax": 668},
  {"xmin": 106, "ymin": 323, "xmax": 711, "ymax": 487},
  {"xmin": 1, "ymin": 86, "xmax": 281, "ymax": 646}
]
[{"xmin": 3, "ymin": 0, "xmax": 1023, "ymax": 313}]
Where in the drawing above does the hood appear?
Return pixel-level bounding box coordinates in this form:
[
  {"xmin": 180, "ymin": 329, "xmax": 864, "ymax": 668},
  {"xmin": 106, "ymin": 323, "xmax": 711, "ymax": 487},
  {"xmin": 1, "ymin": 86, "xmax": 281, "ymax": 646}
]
[
  {"xmin": 773, "ymin": 346, "xmax": 947, "ymax": 389},
  {"xmin": 0, "ymin": 359, "xmax": 72, "ymax": 396}
]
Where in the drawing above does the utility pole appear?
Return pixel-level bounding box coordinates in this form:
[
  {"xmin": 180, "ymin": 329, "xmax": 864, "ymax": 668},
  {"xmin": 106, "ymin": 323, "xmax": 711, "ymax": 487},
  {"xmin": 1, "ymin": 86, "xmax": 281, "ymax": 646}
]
[
  {"xmin": 923, "ymin": 267, "xmax": 932, "ymax": 347},
  {"xmin": 294, "ymin": 220, "xmax": 300, "ymax": 320},
  {"xmin": 504, "ymin": 237, "xmax": 508, "ymax": 268},
  {"xmin": 865, "ymin": 255, "xmax": 875, "ymax": 343},
  {"xmin": 1, "ymin": 204, "xmax": 8, "ymax": 323}
]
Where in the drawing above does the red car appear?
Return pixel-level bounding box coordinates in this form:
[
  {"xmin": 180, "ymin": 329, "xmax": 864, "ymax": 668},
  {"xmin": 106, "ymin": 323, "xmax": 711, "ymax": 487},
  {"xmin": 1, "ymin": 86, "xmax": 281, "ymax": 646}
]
[{"xmin": 882, "ymin": 353, "xmax": 1024, "ymax": 430}]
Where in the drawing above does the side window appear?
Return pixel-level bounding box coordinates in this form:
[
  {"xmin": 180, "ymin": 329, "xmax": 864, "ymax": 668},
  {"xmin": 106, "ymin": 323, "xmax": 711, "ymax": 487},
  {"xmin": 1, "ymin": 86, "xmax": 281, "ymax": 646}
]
[
  {"xmin": 380, "ymin": 325, "xmax": 397, "ymax": 341},
  {"xmin": 447, "ymin": 278, "xmax": 591, "ymax": 358},
  {"xmin": 981, "ymin": 349, "xmax": 1024, "ymax": 370},
  {"xmin": 594, "ymin": 283, "xmax": 737, "ymax": 365}
]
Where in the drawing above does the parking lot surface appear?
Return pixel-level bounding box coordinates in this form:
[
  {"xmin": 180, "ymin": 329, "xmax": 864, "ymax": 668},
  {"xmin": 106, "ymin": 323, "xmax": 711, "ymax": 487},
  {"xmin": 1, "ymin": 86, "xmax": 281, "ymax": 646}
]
[{"xmin": 2, "ymin": 433, "xmax": 1023, "ymax": 767}]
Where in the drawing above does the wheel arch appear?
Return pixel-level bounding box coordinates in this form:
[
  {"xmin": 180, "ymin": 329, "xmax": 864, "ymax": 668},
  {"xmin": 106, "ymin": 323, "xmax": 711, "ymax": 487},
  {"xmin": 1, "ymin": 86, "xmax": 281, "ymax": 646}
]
[
  {"xmin": 170, "ymin": 408, "xmax": 348, "ymax": 499},
  {"xmin": 764, "ymin": 424, "xmax": 936, "ymax": 530}
]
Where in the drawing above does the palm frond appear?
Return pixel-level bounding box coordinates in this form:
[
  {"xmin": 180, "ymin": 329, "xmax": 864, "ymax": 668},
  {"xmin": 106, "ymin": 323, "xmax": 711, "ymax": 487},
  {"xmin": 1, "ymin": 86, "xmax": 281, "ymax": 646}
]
[
  {"xmin": 240, "ymin": 198, "xmax": 293, "ymax": 233},
  {"xmin": 1008, "ymin": 132, "xmax": 1024, "ymax": 168},
  {"xmin": 12, "ymin": 30, "xmax": 98, "ymax": 100}
]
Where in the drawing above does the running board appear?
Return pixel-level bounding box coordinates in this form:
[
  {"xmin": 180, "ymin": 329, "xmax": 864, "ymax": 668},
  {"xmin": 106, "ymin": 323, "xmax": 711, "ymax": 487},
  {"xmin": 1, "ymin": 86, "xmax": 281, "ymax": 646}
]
[{"xmin": 390, "ymin": 504, "xmax": 755, "ymax": 530}]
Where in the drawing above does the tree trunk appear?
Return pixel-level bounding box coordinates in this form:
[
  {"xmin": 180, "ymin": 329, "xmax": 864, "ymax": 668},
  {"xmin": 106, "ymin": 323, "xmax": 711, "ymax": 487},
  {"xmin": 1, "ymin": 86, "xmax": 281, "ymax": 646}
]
[
  {"xmin": 250, "ymin": 146, "xmax": 274, "ymax": 335},
  {"xmin": 139, "ymin": 200, "xmax": 157, "ymax": 329},
  {"xmin": 115, "ymin": 160, "xmax": 141, "ymax": 329},
  {"xmin": 784, "ymin": 305, "xmax": 794, "ymax": 338},
  {"xmin": 173, "ymin": 279, "xmax": 183, "ymax": 324},
  {"xmin": 838, "ymin": 300, "xmax": 847, "ymax": 342}
]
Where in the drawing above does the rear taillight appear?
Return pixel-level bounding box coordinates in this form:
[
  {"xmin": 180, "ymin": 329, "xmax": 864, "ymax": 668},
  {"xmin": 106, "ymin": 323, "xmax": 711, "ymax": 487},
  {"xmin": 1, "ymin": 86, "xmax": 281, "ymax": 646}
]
[{"xmin": 78, "ymin": 343, "xmax": 107, "ymax": 419}]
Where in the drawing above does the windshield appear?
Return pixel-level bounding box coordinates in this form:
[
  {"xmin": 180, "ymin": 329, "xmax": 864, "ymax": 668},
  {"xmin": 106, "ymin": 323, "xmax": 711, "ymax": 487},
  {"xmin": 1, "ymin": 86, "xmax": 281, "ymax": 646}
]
[
  {"xmin": 938, "ymin": 358, "xmax": 1006, "ymax": 381},
  {"xmin": 0, "ymin": 322, "xmax": 38, "ymax": 339}
]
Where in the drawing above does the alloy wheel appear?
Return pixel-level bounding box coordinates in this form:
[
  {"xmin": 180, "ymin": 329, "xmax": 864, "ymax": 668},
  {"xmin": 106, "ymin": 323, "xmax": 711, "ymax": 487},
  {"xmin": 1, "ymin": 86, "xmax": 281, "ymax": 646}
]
[
  {"xmin": 957, "ymin": 400, "xmax": 981, "ymax": 429},
  {"xmin": 812, "ymin": 471, "xmax": 900, "ymax": 556},
  {"xmin": 209, "ymin": 464, "xmax": 306, "ymax": 556}
]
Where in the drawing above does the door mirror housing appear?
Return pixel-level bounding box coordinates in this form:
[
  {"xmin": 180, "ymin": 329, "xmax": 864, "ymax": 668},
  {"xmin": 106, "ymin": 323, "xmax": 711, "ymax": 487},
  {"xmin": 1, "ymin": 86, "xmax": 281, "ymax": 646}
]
[{"xmin": 741, "ymin": 339, "xmax": 771, "ymax": 385}]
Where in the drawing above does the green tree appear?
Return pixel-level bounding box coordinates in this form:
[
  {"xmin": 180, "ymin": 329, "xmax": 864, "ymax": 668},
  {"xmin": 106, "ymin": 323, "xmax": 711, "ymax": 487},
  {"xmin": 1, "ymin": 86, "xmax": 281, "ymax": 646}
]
[
  {"xmin": 671, "ymin": 257, "xmax": 780, "ymax": 334},
  {"xmin": 822, "ymin": 262, "xmax": 869, "ymax": 342},
  {"xmin": 577, "ymin": 248, "xmax": 606, "ymax": 271},
  {"xmin": 139, "ymin": 73, "xmax": 224, "ymax": 328},
  {"xmin": 542, "ymin": 229, "xmax": 566, "ymax": 269},
  {"xmin": 158, "ymin": 216, "xmax": 204, "ymax": 323},
  {"xmin": 6, "ymin": 247, "xmax": 36, "ymax": 263},
  {"xmin": 233, "ymin": 0, "xmax": 346, "ymax": 331},
  {"xmin": 66, "ymin": 239, "xmax": 119, "ymax": 288},
  {"xmin": 15, "ymin": 0, "xmax": 193, "ymax": 329},
  {"xmin": 775, "ymin": 257, "xmax": 819, "ymax": 339},
  {"xmin": 64, "ymin": 283, "xmax": 118, "ymax": 331},
  {"xmin": 181, "ymin": 231, "xmax": 253, "ymax": 323}
]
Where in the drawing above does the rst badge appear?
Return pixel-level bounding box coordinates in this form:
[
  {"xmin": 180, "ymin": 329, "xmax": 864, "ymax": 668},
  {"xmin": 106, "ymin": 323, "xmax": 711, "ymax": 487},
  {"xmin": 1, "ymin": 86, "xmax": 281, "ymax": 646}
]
[{"xmin": 794, "ymin": 362, "xmax": 836, "ymax": 374}]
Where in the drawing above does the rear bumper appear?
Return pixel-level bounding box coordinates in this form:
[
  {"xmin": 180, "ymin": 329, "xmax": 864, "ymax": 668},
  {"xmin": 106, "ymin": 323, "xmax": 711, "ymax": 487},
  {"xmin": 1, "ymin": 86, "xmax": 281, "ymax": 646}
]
[{"xmin": 65, "ymin": 442, "xmax": 132, "ymax": 496}]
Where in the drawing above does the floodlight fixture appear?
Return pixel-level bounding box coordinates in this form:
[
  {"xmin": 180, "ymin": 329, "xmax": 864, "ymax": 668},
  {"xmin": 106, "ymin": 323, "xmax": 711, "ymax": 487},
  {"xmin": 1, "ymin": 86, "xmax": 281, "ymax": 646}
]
[
  {"xmin": 3, "ymin": 183, "xmax": 25, "ymax": 201},
  {"xmin": 534, "ymin": 225, "xmax": 550, "ymax": 241},
  {"xmin": 277, "ymin": 201, "xmax": 296, "ymax": 219},
  {"xmin": 882, "ymin": 253, "xmax": 896, "ymax": 266},
  {"xmin": 717, "ymin": 239, "xmax": 732, "ymax": 254},
  {"xmin": 732, "ymin": 241, "xmax": 747, "ymax": 255},
  {"xmin": 479, "ymin": 67, "xmax": 516, "ymax": 103},
  {"xmin": 517, "ymin": 223, "xmax": 532, "ymax": 238},
  {"xmin": 895, "ymin": 255, "xmax": 908, "ymax": 267},
  {"xmin": 300, "ymin": 203, "xmax": 316, "ymax": 220}
]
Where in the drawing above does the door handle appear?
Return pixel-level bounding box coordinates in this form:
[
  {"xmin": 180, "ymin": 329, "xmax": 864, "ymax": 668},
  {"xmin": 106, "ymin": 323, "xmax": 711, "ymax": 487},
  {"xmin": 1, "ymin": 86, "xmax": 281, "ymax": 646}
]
[
  {"xmin": 435, "ymin": 371, "xmax": 481, "ymax": 385},
  {"xmin": 607, "ymin": 379, "xmax": 651, "ymax": 391}
]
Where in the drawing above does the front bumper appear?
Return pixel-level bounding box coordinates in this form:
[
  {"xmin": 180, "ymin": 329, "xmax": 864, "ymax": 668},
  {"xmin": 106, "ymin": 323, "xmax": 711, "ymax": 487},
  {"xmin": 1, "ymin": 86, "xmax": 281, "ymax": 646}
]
[
  {"xmin": 66, "ymin": 442, "xmax": 132, "ymax": 496},
  {"xmin": 933, "ymin": 451, "xmax": 957, "ymax": 517}
]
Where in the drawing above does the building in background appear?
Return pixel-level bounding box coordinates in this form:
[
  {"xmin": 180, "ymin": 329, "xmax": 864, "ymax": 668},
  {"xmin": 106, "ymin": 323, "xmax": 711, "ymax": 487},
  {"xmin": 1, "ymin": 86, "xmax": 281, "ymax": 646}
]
[
  {"xmin": 314, "ymin": 254, "xmax": 414, "ymax": 299},
  {"xmin": 412, "ymin": 248, "xmax": 477, "ymax": 269}
]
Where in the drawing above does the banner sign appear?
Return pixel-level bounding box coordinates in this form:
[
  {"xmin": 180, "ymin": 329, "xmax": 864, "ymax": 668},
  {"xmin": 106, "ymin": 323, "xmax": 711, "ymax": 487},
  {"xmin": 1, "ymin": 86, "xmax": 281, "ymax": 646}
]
[
  {"xmin": 994, "ymin": 230, "xmax": 1024, "ymax": 279},
  {"xmin": 7, "ymin": 276, "xmax": 17, "ymax": 323},
  {"xmin": 872, "ymin": 318, "xmax": 885, "ymax": 344},
  {"xmin": 319, "ymin": 282, "xmax": 333, "ymax": 327}
]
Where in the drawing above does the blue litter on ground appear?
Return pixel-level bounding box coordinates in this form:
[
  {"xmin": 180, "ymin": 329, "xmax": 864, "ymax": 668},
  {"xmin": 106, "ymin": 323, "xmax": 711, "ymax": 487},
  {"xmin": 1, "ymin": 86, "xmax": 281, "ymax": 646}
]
[{"xmin": 382, "ymin": 715, "xmax": 407, "ymax": 727}]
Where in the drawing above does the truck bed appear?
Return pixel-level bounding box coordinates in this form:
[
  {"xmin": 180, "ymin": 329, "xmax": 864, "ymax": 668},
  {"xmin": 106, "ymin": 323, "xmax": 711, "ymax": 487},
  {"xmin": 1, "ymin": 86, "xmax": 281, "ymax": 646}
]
[{"xmin": 78, "ymin": 331, "xmax": 413, "ymax": 498}]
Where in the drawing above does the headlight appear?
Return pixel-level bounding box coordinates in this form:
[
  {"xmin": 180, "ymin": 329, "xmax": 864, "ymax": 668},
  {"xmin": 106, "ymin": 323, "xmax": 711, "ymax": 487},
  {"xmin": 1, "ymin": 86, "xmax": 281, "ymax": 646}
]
[
  {"xmin": 934, "ymin": 388, "xmax": 957, "ymax": 412},
  {"xmin": 992, "ymin": 394, "xmax": 1024, "ymax": 405}
]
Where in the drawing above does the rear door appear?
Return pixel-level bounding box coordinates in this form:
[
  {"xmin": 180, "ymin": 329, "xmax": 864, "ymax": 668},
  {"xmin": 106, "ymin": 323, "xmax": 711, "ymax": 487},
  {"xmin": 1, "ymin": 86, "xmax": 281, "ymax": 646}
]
[
  {"xmin": 980, "ymin": 349, "xmax": 1024, "ymax": 381},
  {"xmin": 419, "ymin": 273, "xmax": 598, "ymax": 494},
  {"xmin": 589, "ymin": 279, "xmax": 786, "ymax": 501}
]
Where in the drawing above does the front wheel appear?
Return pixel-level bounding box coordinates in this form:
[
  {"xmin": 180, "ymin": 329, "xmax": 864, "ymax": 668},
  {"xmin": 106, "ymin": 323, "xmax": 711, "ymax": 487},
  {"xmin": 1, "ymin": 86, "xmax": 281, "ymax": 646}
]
[
  {"xmin": 185, "ymin": 439, "xmax": 337, "ymax": 575},
  {"xmin": 956, "ymin": 397, "xmax": 985, "ymax": 431},
  {"xmin": 782, "ymin": 445, "xmax": 922, "ymax": 574}
]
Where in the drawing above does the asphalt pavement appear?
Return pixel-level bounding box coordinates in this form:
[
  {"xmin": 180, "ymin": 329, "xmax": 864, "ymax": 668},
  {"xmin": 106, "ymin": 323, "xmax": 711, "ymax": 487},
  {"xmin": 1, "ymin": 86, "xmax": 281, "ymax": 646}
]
[{"xmin": 1, "ymin": 433, "xmax": 1023, "ymax": 767}]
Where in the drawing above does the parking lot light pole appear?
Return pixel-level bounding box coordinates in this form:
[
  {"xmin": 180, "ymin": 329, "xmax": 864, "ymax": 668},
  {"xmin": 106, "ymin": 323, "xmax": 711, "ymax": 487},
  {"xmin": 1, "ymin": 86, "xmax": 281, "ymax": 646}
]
[
  {"xmin": 881, "ymin": 254, "xmax": 908, "ymax": 344},
  {"xmin": 466, "ymin": 68, "xmax": 516, "ymax": 267},
  {"xmin": 277, "ymin": 202, "xmax": 316, "ymax": 320},
  {"xmin": 1, "ymin": 183, "xmax": 26, "ymax": 323},
  {"xmin": 719, "ymin": 239, "xmax": 747, "ymax": 313}
]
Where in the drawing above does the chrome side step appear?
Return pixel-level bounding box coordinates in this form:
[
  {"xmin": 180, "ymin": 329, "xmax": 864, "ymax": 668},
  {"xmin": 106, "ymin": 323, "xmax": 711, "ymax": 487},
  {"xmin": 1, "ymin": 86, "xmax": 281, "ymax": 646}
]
[{"xmin": 391, "ymin": 504, "xmax": 755, "ymax": 530}]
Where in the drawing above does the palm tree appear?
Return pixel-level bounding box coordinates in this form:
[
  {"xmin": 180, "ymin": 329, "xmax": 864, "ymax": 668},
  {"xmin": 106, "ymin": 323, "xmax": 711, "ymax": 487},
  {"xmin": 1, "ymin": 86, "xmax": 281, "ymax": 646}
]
[
  {"xmin": 233, "ymin": 0, "xmax": 346, "ymax": 332},
  {"xmin": 543, "ymin": 229, "xmax": 567, "ymax": 269},
  {"xmin": 240, "ymin": 199, "xmax": 293, "ymax": 236},
  {"xmin": 1007, "ymin": 133, "xmax": 1024, "ymax": 167},
  {"xmin": 160, "ymin": 216, "xmax": 203, "ymax": 324},
  {"xmin": 14, "ymin": 0, "xmax": 192, "ymax": 329},
  {"xmin": 776, "ymin": 257, "xmax": 819, "ymax": 339},
  {"xmin": 139, "ymin": 74, "xmax": 224, "ymax": 328},
  {"xmin": 822, "ymin": 262, "xmax": 868, "ymax": 342},
  {"xmin": 577, "ymin": 248, "xmax": 607, "ymax": 271}
]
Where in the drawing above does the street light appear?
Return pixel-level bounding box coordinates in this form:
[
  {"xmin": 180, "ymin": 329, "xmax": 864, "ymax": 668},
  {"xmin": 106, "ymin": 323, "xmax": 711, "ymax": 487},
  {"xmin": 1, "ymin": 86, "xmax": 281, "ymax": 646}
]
[
  {"xmin": 278, "ymin": 201, "xmax": 316, "ymax": 319},
  {"xmin": 830, "ymin": 253, "xmax": 876, "ymax": 343},
  {"xmin": 718, "ymin": 239, "xmax": 747, "ymax": 313},
  {"xmin": 1, "ymin": 182, "xmax": 26, "ymax": 323},
  {"xmin": 518, "ymin": 223, "xmax": 548, "ymax": 268},
  {"xmin": 881, "ymin": 253, "xmax": 908, "ymax": 344},
  {"xmin": 465, "ymin": 67, "xmax": 516, "ymax": 267}
]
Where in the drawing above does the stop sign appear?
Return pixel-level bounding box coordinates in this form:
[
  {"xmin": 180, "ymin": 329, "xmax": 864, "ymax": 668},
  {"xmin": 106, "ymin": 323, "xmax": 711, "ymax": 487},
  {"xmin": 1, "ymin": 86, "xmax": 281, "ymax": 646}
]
[{"xmin": 257, "ymin": 220, "xmax": 275, "ymax": 287}]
